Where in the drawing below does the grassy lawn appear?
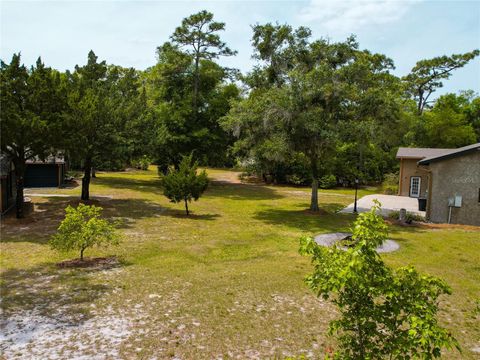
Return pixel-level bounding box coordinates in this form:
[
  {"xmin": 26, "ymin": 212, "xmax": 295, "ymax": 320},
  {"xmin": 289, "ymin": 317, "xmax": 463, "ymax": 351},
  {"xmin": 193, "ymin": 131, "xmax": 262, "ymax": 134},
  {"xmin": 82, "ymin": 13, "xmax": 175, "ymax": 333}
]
[{"xmin": 1, "ymin": 167, "xmax": 479, "ymax": 359}]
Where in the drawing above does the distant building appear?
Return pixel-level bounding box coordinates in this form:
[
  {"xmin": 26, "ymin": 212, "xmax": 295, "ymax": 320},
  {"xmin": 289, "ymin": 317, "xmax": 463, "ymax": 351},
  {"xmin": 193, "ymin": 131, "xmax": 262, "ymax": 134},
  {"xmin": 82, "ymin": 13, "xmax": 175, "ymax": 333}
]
[
  {"xmin": 396, "ymin": 143, "xmax": 480, "ymax": 226},
  {"xmin": 0, "ymin": 153, "xmax": 67, "ymax": 215},
  {"xmin": 396, "ymin": 147, "xmax": 454, "ymax": 198},
  {"xmin": 25, "ymin": 155, "xmax": 66, "ymax": 188}
]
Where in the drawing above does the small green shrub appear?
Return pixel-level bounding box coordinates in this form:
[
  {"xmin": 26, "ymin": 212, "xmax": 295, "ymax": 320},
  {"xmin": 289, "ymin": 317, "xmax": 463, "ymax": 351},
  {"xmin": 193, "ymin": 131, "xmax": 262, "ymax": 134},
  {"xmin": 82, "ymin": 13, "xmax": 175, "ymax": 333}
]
[
  {"xmin": 382, "ymin": 172, "xmax": 399, "ymax": 194},
  {"xmin": 66, "ymin": 170, "xmax": 82, "ymax": 179},
  {"xmin": 389, "ymin": 210, "xmax": 425, "ymax": 223},
  {"xmin": 50, "ymin": 204, "xmax": 119, "ymax": 261},
  {"xmin": 319, "ymin": 174, "xmax": 337, "ymax": 189},
  {"xmin": 383, "ymin": 186, "xmax": 398, "ymax": 195},
  {"xmin": 383, "ymin": 172, "xmax": 399, "ymax": 186},
  {"xmin": 162, "ymin": 154, "xmax": 209, "ymax": 215},
  {"xmin": 286, "ymin": 174, "xmax": 306, "ymax": 186},
  {"xmin": 300, "ymin": 202, "xmax": 459, "ymax": 358},
  {"xmin": 132, "ymin": 155, "xmax": 151, "ymax": 170}
]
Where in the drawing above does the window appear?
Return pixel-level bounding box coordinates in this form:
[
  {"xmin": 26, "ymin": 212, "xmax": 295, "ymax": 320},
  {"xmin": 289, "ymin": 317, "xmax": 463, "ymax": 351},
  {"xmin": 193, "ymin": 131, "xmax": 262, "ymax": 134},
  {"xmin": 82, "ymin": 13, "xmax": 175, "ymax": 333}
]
[{"xmin": 409, "ymin": 176, "xmax": 421, "ymax": 198}]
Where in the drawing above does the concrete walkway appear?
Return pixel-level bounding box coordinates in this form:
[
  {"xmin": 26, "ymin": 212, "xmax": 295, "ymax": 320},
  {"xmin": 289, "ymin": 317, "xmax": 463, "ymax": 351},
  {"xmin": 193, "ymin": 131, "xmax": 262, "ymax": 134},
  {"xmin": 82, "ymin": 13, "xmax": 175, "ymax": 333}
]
[{"xmin": 339, "ymin": 194, "xmax": 425, "ymax": 217}]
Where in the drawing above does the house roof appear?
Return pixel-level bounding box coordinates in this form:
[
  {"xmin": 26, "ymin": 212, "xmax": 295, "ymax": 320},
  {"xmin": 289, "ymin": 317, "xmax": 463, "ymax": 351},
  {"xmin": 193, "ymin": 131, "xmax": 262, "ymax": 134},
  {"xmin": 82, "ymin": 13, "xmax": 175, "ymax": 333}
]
[
  {"xmin": 418, "ymin": 143, "xmax": 480, "ymax": 165},
  {"xmin": 396, "ymin": 147, "xmax": 455, "ymax": 159},
  {"xmin": 26, "ymin": 155, "xmax": 65, "ymax": 164}
]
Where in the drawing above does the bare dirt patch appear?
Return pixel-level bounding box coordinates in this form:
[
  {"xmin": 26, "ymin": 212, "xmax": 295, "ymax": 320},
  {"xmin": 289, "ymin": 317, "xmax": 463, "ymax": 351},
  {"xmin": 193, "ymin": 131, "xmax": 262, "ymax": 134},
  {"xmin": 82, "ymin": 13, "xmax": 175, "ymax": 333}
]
[{"xmin": 56, "ymin": 256, "xmax": 119, "ymax": 269}]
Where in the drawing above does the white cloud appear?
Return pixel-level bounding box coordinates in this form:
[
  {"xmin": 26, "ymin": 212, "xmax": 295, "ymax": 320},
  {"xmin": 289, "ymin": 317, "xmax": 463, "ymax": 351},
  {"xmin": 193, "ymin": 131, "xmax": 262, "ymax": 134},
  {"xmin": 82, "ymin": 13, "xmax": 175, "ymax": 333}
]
[{"xmin": 298, "ymin": 0, "xmax": 417, "ymax": 33}]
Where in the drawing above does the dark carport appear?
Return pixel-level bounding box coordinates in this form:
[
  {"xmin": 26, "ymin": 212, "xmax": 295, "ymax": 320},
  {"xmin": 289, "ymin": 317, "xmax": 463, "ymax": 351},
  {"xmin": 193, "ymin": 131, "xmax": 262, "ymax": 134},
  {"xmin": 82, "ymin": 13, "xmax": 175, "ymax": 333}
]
[{"xmin": 25, "ymin": 156, "xmax": 66, "ymax": 188}]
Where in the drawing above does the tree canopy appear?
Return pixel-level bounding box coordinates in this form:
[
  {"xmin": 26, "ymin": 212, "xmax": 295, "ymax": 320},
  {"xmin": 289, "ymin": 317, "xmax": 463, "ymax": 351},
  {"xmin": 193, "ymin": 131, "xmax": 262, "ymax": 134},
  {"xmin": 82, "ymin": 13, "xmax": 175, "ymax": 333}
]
[
  {"xmin": 1, "ymin": 12, "xmax": 478, "ymax": 219},
  {"xmin": 403, "ymin": 50, "xmax": 479, "ymax": 114},
  {"xmin": 149, "ymin": 11, "xmax": 239, "ymax": 169},
  {"xmin": 0, "ymin": 54, "xmax": 65, "ymax": 217},
  {"xmin": 223, "ymin": 29, "xmax": 400, "ymax": 211}
]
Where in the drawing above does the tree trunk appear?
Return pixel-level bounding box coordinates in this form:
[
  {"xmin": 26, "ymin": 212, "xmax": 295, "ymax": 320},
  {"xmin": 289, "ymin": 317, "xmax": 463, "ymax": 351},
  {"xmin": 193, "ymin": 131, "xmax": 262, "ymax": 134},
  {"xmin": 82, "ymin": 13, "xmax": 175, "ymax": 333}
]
[
  {"xmin": 91, "ymin": 167, "xmax": 96, "ymax": 178},
  {"xmin": 417, "ymin": 88, "xmax": 424, "ymax": 115},
  {"xmin": 14, "ymin": 165, "xmax": 25, "ymax": 219},
  {"xmin": 80, "ymin": 247, "xmax": 86, "ymax": 261},
  {"xmin": 184, "ymin": 198, "xmax": 189, "ymax": 215},
  {"xmin": 309, "ymin": 156, "xmax": 319, "ymax": 212},
  {"xmin": 81, "ymin": 156, "xmax": 92, "ymax": 201},
  {"xmin": 310, "ymin": 178, "xmax": 319, "ymax": 211},
  {"xmin": 193, "ymin": 53, "xmax": 200, "ymax": 120}
]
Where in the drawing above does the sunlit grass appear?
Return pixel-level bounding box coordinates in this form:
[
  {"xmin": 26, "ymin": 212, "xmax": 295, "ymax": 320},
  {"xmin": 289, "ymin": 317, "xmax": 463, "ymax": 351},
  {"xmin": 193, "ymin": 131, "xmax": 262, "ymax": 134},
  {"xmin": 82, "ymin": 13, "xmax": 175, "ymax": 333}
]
[{"xmin": 1, "ymin": 167, "xmax": 478, "ymax": 358}]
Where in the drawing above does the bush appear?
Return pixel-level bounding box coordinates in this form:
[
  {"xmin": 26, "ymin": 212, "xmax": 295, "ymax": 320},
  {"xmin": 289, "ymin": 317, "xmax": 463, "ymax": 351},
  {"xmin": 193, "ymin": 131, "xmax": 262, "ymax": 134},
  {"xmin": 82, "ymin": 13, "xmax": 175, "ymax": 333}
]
[
  {"xmin": 132, "ymin": 155, "xmax": 151, "ymax": 170},
  {"xmin": 319, "ymin": 174, "xmax": 337, "ymax": 189},
  {"xmin": 389, "ymin": 210, "xmax": 425, "ymax": 223},
  {"xmin": 50, "ymin": 204, "xmax": 119, "ymax": 261},
  {"xmin": 300, "ymin": 203, "xmax": 459, "ymax": 358},
  {"xmin": 286, "ymin": 174, "xmax": 306, "ymax": 186},
  {"xmin": 383, "ymin": 186, "xmax": 398, "ymax": 195},
  {"xmin": 382, "ymin": 172, "xmax": 399, "ymax": 195},
  {"xmin": 161, "ymin": 154, "xmax": 209, "ymax": 215}
]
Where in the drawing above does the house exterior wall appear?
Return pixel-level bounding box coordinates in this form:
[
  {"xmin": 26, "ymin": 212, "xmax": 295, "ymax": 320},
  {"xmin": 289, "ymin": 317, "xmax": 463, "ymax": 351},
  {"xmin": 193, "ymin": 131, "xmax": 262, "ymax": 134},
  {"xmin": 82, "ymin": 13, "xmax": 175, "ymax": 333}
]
[
  {"xmin": 398, "ymin": 158, "xmax": 429, "ymax": 197},
  {"xmin": 427, "ymin": 151, "xmax": 480, "ymax": 226}
]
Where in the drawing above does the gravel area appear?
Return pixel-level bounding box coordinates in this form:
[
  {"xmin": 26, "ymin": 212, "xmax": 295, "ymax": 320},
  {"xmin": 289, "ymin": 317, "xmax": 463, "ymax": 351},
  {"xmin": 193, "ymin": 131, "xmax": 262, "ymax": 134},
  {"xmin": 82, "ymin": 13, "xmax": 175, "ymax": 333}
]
[{"xmin": 314, "ymin": 232, "xmax": 399, "ymax": 253}]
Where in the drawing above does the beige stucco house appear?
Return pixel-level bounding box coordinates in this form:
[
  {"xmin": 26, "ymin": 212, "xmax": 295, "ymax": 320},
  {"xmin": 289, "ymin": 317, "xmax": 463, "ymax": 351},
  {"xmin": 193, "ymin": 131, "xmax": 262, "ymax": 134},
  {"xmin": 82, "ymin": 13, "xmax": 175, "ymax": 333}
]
[{"xmin": 396, "ymin": 143, "xmax": 480, "ymax": 226}]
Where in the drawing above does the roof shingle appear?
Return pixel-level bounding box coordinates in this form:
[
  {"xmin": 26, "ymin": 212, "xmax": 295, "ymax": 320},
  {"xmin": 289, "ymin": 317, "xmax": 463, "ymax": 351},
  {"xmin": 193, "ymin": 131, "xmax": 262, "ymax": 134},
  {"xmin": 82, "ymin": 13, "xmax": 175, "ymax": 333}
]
[
  {"xmin": 418, "ymin": 143, "xmax": 480, "ymax": 165},
  {"xmin": 396, "ymin": 147, "xmax": 455, "ymax": 159}
]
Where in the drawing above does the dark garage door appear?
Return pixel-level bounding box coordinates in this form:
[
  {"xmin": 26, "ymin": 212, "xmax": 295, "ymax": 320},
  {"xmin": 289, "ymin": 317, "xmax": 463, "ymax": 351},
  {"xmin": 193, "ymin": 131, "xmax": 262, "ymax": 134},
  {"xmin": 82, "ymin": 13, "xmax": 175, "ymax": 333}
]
[{"xmin": 25, "ymin": 164, "xmax": 58, "ymax": 187}]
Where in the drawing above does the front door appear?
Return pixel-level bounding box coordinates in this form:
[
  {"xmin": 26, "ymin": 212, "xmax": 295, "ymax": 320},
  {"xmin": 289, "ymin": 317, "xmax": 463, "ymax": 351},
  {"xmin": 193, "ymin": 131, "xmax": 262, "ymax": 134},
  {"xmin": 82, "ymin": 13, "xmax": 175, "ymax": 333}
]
[{"xmin": 410, "ymin": 176, "xmax": 421, "ymax": 198}]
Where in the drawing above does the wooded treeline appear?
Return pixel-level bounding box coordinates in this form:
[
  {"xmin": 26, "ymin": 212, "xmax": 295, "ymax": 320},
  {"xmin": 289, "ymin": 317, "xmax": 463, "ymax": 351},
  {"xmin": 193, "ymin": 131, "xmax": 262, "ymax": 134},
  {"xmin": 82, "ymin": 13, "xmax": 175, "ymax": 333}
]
[{"xmin": 1, "ymin": 10, "xmax": 479, "ymax": 217}]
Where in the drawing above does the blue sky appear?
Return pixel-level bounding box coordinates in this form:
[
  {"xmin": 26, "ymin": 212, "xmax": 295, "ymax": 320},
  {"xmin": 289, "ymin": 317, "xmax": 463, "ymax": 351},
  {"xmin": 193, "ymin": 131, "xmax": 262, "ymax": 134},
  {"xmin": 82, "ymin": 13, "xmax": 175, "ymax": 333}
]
[{"xmin": 1, "ymin": 0, "xmax": 479, "ymax": 97}]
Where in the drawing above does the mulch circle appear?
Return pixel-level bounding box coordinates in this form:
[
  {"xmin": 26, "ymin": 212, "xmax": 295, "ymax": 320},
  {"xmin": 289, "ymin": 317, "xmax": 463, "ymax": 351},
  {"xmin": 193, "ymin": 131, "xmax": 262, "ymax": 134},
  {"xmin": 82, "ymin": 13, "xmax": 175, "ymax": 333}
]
[{"xmin": 56, "ymin": 256, "xmax": 119, "ymax": 269}]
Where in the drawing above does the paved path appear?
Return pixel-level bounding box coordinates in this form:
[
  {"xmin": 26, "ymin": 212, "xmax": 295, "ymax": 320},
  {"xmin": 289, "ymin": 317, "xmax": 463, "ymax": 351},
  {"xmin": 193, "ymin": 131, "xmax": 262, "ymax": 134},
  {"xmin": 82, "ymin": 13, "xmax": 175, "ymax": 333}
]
[{"xmin": 340, "ymin": 194, "xmax": 425, "ymax": 217}]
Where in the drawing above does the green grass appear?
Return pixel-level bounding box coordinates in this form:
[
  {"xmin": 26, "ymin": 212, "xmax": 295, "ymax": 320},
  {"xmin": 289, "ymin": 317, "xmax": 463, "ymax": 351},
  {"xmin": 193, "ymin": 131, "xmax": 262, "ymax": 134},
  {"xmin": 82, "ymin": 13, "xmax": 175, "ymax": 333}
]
[{"xmin": 1, "ymin": 167, "xmax": 479, "ymax": 359}]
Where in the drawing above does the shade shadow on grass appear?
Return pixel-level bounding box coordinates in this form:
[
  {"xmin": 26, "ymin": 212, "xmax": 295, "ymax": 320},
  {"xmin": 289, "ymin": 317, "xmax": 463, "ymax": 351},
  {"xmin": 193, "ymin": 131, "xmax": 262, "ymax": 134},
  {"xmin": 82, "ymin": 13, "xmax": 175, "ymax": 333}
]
[
  {"xmin": 93, "ymin": 175, "xmax": 163, "ymax": 194},
  {"xmin": 1, "ymin": 196, "xmax": 220, "ymax": 244},
  {"xmin": 1, "ymin": 197, "xmax": 166, "ymax": 244},
  {"xmin": 205, "ymin": 182, "xmax": 284, "ymax": 201},
  {"xmin": 253, "ymin": 204, "xmax": 355, "ymax": 233},
  {"xmin": 385, "ymin": 224, "xmax": 431, "ymax": 243},
  {"xmin": 160, "ymin": 211, "xmax": 221, "ymax": 220}
]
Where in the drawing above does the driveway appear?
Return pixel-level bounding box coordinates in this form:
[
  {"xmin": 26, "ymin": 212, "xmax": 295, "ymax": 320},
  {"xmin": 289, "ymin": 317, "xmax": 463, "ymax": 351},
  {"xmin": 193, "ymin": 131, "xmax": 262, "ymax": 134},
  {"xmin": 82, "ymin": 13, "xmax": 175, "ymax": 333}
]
[{"xmin": 339, "ymin": 194, "xmax": 426, "ymax": 217}]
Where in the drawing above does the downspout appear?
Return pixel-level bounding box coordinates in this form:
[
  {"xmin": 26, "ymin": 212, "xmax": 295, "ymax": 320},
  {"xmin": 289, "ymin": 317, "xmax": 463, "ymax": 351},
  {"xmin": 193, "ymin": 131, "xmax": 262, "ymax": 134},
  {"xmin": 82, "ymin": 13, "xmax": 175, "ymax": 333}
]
[
  {"xmin": 418, "ymin": 165, "xmax": 432, "ymax": 221},
  {"xmin": 398, "ymin": 157, "xmax": 404, "ymax": 196}
]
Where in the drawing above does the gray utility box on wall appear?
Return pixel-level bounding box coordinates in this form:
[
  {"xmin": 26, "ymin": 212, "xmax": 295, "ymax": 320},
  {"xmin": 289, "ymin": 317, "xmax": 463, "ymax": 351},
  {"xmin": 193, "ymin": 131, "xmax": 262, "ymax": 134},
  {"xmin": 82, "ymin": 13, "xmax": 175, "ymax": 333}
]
[{"xmin": 448, "ymin": 195, "xmax": 462, "ymax": 208}]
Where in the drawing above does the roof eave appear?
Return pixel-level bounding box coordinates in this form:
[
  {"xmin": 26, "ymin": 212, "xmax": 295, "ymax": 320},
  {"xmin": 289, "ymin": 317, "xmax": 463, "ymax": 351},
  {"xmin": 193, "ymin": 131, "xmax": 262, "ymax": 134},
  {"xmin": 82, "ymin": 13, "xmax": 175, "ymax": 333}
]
[{"xmin": 418, "ymin": 146, "xmax": 480, "ymax": 165}]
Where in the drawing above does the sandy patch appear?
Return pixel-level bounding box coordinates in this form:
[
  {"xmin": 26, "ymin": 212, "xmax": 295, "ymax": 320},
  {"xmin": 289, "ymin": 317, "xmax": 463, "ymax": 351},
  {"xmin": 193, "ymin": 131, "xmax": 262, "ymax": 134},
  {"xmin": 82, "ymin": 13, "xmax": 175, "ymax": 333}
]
[{"xmin": 0, "ymin": 308, "xmax": 132, "ymax": 360}]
